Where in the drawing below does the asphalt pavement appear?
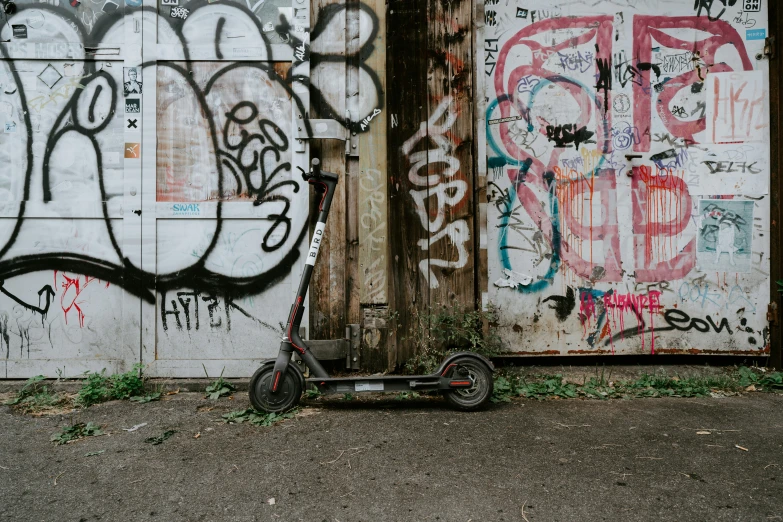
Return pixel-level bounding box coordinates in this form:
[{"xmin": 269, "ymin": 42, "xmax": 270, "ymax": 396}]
[{"xmin": 0, "ymin": 391, "xmax": 781, "ymax": 521}]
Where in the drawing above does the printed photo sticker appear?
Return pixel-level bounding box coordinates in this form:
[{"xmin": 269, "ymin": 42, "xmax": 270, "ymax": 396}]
[
  {"xmin": 123, "ymin": 67, "xmax": 142, "ymax": 96},
  {"xmin": 125, "ymin": 98, "xmax": 141, "ymax": 114},
  {"xmin": 124, "ymin": 143, "xmax": 140, "ymax": 159},
  {"xmin": 696, "ymin": 200, "xmax": 754, "ymax": 273}
]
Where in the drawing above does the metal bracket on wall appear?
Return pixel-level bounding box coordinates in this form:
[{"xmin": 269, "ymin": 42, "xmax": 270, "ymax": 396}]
[
  {"xmin": 294, "ymin": 119, "xmax": 347, "ymax": 140},
  {"xmin": 295, "ymin": 325, "xmax": 360, "ymax": 370}
]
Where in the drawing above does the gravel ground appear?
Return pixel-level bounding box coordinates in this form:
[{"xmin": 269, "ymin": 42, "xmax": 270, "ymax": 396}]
[{"xmin": 0, "ymin": 391, "xmax": 781, "ymax": 522}]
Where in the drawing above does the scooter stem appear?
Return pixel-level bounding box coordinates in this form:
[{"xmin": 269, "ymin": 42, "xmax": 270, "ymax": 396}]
[{"xmin": 270, "ymin": 163, "xmax": 339, "ymax": 390}]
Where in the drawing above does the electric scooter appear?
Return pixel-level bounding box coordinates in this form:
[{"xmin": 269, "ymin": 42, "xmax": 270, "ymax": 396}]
[{"xmin": 248, "ymin": 159, "xmax": 495, "ymax": 413}]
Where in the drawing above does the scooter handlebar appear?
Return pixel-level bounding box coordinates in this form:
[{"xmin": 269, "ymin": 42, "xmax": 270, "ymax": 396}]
[{"xmin": 301, "ymin": 158, "xmax": 338, "ymax": 183}]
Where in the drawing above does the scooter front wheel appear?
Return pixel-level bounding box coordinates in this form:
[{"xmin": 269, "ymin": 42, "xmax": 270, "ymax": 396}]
[
  {"xmin": 249, "ymin": 365, "xmax": 302, "ymax": 413},
  {"xmin": 442, "ymin": 356, "xmax": 494, "ymax": 411}
]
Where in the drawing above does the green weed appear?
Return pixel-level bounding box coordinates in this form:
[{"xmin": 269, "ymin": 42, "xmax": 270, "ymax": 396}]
[
  {"xmin": 222, "ymin": 408, "xmax": 300, "ymax": 427},
  {"xmin": 342, "ymin": 393, "xmax": 355, "ymax": 401},
  {"xmin": 304, "ymin": 387, "xmax": 322, "ymax": 399},
  {"xmin": 204, "ymin": 366, "xmax": 236, "ymax": 400},
  {"xmin": 491, "ymin": 366, "xmax": 783, "ymax": 403},
  {"xmin": 403, "ymin": 303, "xmax": 503, "ymax": 375},
  {"xmin": 51, "ymin": 422, "xmax": 103, "ymax": 445},
  {"xmin": 4, "ymin": 375, "xmax": 67, "ymax": 414},
  {"xmin": 76, "ymin": 364, "xmax": 145, "ymax": 407},
  {"xmin": 129, "ymin": 392, "xmax": 162, "ymax": 403},
  {"xmin": 144, "ymin": 430, "xmax": 177, "ymax": 445},
  {"xmin": 394, "ymin": 392, "xmax": 421, "ymax": 401}
]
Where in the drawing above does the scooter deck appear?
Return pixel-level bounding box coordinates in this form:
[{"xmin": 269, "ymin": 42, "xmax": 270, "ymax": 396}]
[{"xmin": 307, "ymin": 374, "xmax": 472, "ymax": 394}]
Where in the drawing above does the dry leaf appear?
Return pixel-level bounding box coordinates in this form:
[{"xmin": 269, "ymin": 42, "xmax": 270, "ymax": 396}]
[
  {"xmin": 193, "ymin": 432, "xmax": 201, "ymax": 439},
  {"xmin": 745, "ymin": 385, "xmax": 756, "ymax": 392}
]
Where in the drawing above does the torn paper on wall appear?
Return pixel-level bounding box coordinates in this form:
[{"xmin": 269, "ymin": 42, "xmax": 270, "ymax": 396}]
[
  {"xmin": 706, "ymin": 71, "xmax": 767, "ymax": 144},
  {"xmin": 688, "ymin": 143, "xmax": 769, "ymax": 195}
]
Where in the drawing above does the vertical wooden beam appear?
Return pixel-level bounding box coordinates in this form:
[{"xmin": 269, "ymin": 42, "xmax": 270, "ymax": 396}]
[
  {"xmin": 346, "ymin": 0, "xmax": 362, "ymax": 332},
  {"xmin": 425, "ymin": 0, "xmax": 475, "ymax": 308},
  {"xmin": 310, "ymin": 0, "xmax": 347, "ymax": 340},
  {"xmin": 769, "ymin": 0, "xmax": 782, "ymax": 369},
  {"xmin": 387, "ymin": 0, "xmax": 429, "ymax": 364},
  {"xmin": 358, "ymin": 0, "xmax": 392, "ymax": 371},
  {"xmin": 473, "ymin": 0, "xmax": 488, "ymax": 316}
]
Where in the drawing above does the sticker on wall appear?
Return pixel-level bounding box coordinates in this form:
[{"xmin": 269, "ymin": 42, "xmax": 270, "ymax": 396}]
[
  {"xmin": 161, "ymin": 0, "xmax": 178, "ymax": 5},
  {"xmin": 696, "ymin": 200, "xmax": 754, "ymax": 273},
  {"xmin": 127, "ymin": 117, "xmax": 138, "ymax": 129},
  {"xmin": 706, "ymin": 71, "xmax": 767, "ymax": 144},
  {"xmin": 4, "ymin": 121, "xmax": 17, "ymax": 133},
  {"xmin": 123, "ymin": 67, "xmax": 142, "ymax": 96},
  {"xmin": 125, "ymin": 98, "xmax": 140, "ymax": 113},
  {"xmin": 25, "ymin": 11, "xmax": 45, "ymax": 29},
  {"xmin": 743, "ymin": 0, "xmax": 761, "ymax": 12},
  {"xmin": 12, "ymin": 25, "xmax": 27, "ymax": 39},
  {"xmin": 37, "ymin": 63, "xmax": 62, "ymax": 89},
  {"xmin": 689, "ymin": 144, "xmax": 769, "ymax": 196},
  {"xmin": 746, "ymin": 29, "xmax": 766, "ymax": 40},
  {"xmin": 170, "ymin": 6, "xmax": 190, "ymax": 19},
  {"xmin": 70, "ymin": 0, "xmax": 81, "ymax": 7},
  {"xmin": 124, "ymin": 143, "xmax": 140, "ymax": 159},
  {"xmin": 516, "ymin": 8, "xmax": 528, "ymax": 18},
  {"xmin": 102, "ymin": 0, "xmax": 119, "ymax": 12},
  {"xmin": 172, "ymin": 203, "xmax": 201, "ymax": 216}
]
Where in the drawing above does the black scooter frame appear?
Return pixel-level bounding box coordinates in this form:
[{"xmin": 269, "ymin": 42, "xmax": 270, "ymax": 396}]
[{"xmin": 268, "ymin": 160, "xmax": 494, "ymax": 397}]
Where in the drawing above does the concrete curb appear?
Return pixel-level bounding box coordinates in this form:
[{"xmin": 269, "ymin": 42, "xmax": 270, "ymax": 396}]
[{"xmin": 0, "ymin": 364, "xmax": 749, "ymax": 393}]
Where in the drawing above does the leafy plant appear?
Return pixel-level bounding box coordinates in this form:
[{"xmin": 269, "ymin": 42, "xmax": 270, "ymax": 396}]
[
  {"xmin": 403, "ymin": 303, "xmax": 503, "ymax": 374},
  {"xmin": 394, "ymin": 392, "xmax": 421, "ymax": 401},
  {"xmin": 5, "ymin": 375, "xmax": 67, "ymax": 413},
  {"xmin": 76, "ymin": 364, "xmax": 145, "ymax": 407},
  {"xmin": 204, "ymin": 366, "xmax": 236, "ymax": 400},
  {"xmin": 222, "ymin": 408, "xmax": 299, "ymax": 426},
  {"xmin": 342, "ymin": 393, "xmax": 355, "ymax": 401},
  {"xmin": 304, "ymin": 387, "xmax": 322, "ymax": 399},
  {"xmin": 51, "ymin": 422, "xmax": 103, "ymax": 445},
  {"xmin": 129, "ymin": 392, "xmax": 162, "ymax": 403},
  {"xmin": 490, "ymin": 366, "xmax": 783, "ymax": 404},
  {"xmin": 144, "ymin": 430, "xmax": 177, "ymax": 445}
]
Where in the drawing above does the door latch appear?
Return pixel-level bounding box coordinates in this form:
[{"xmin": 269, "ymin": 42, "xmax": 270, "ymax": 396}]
[{"xmin": 767, "ymin": 302, "xmax": 778, "ymax": 326}]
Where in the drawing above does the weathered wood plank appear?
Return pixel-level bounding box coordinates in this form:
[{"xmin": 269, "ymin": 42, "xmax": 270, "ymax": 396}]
[
  {"xmin": 769, "ymin": 0, "xmax": 782, "ymax": 369},
  {"xmin": 424, "ymin": 0, "xmax": 475, "ymax": 310},
  {"xmin": 387, "ymin": 0, "xmax": 429, "ymax": 364},
  {"xmin": 357, "ymin": 0, "xmax": 392, "ymax": 371},
  {"xmin": 310, "ymin": 0, "xmax": 347, "ymax": 340}
]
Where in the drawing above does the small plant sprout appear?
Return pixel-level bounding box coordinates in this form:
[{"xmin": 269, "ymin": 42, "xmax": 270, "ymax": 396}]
[{"xmin": 204, "ymin": 366, "xmax": 237, "ymax": 400}]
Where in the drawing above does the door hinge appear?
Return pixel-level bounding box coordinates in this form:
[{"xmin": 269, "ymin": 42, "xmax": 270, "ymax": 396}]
[
  {"xmin": 764, "ymin": 36, "xmax": 775, "ymax": 60},
  {"xmin": 767, "ymin": 302, "xmax": 778, "ymax": 326}
]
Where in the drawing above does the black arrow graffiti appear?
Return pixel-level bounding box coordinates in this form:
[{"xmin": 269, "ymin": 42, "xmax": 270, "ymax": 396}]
[{"xmin": 0, "ymin": 280, "xmax": 56, "ymax": 317}]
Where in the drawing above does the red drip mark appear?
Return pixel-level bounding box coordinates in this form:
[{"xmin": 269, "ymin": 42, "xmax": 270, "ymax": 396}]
[{"xmin": 55, "ymin": 271, "xmax": 110, "ymax": 328}]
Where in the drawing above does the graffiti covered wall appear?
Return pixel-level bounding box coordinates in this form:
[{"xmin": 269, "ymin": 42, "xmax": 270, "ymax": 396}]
[
  {"xmin": 484, "ymin": 1, "xmax": 772, "ymax": 355},
  {"xmin": 0, "ymin": 0, "xmax": 386, "ymax": 377}
]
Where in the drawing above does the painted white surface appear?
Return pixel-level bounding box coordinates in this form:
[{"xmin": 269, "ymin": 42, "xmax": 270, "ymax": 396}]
[{"xmin": 483, "ymin": 1, "xmax": 771, "ymax": 355}]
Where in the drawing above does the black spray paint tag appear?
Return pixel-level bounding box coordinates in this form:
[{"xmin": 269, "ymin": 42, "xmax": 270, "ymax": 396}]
[{"xmin": 12, "ymin": 25, "xmax": 27, "ymax": 39}]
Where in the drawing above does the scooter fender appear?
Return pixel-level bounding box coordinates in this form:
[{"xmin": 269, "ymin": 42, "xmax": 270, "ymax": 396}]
[
  {"xmin": 259, "ymin": 358, "xmax": 306, "ymax": 392},
  {"xmin": 434, "ymin": 352, "xmax": 495, "ymax": 377}
]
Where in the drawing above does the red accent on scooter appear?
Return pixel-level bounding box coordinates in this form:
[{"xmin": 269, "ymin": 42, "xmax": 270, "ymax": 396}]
[
  {"xmin": 441, "ymin": 363, "xmax": 456, "ymax": 376},
  {"xmin": 311, "ymin": 180, "xmax": 329, "ymax": 211},
  {"xmin": 287, "ymin": 297, "xmax": 305, "ymax": 354},
  {"xmin": 449, "ymin": 381, "xmax": 473, "ymax": 387},
  {"xmin": 272, "ymin": 371, "xmax": 281, "ymax": 391}
]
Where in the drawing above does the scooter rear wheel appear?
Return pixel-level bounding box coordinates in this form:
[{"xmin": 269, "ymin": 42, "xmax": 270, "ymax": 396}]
[
  {"xmin": 442, "ymin": 356, "xmax": 493, "ymax": 411},
  {"xmin": 249, "ymin": 365, "xmax": 302, "ymax": 413}
]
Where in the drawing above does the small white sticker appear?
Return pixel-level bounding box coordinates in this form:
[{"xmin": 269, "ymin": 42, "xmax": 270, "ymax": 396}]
[
  {"xmin": 355, "ymin": 381, "xmax": 384, "ymax": 392},
  {"xmin": 305, "ymin": 222, "xmax": 325, "ymax": 266}
]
